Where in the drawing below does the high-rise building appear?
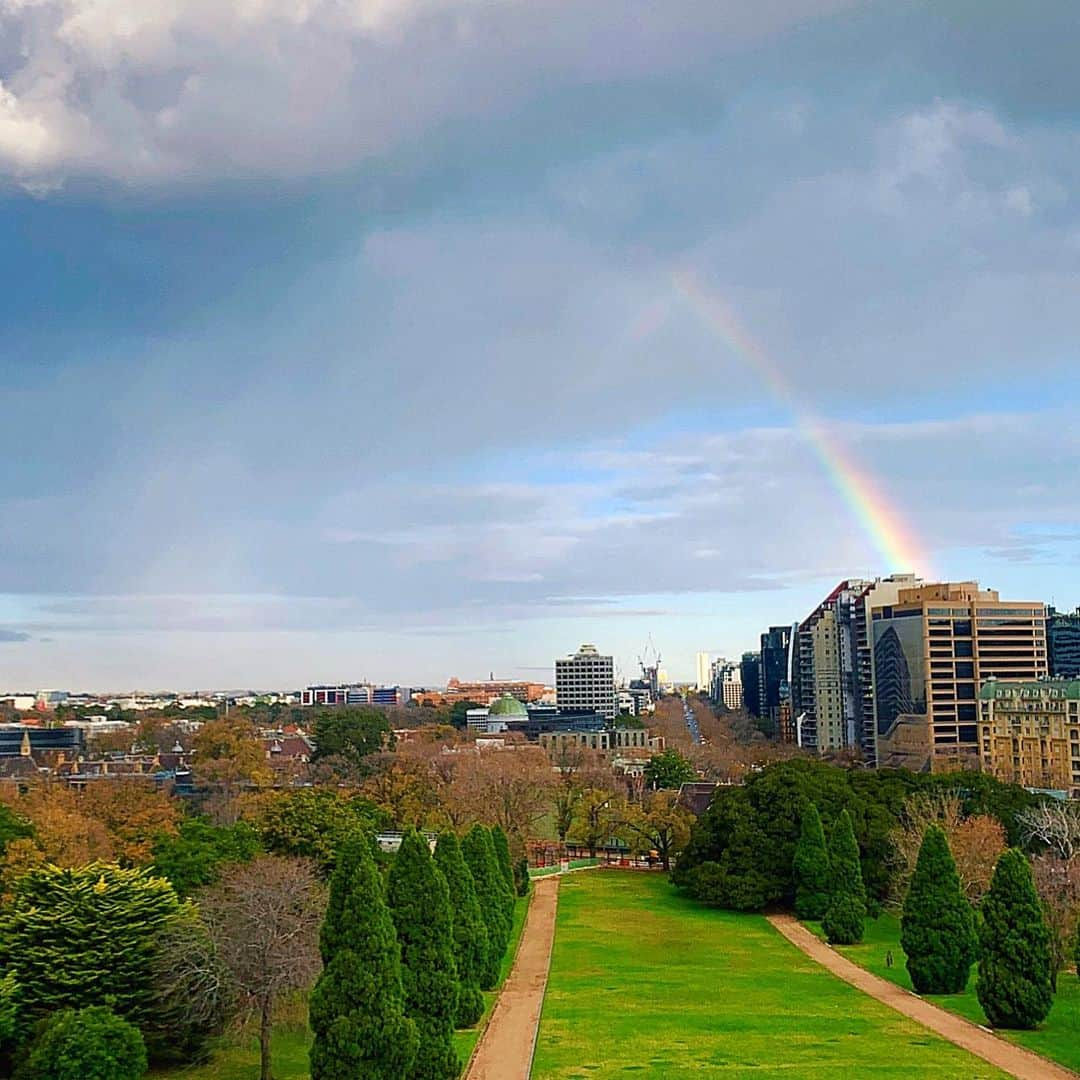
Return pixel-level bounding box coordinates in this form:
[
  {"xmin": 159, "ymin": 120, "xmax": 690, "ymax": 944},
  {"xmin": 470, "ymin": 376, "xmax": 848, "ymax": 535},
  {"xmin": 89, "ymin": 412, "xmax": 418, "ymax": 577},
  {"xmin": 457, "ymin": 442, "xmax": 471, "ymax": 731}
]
[
  {"xmin": 695, "ymin": 652, "xmax": 711, "ymax": 693},
  {"xmin": 708, "ymin": 658, "xmax": 743, "ymax": 711},
  {"xmin": 870, "ymin": 582, "xmax": 1047, "ymax": 771},
  {"xmin": 979, "ymin": 678, "xmax": 1080, "ymax": 797},
  {"xmin": 555, "ymin": 644, "xmax": 617, "ymax": 721},
  {"xmin": 1048, "ymin": 607, "xmax": 1080, "ymax": 678},
  {"xmin": 758, "ymin": 626, "xmax": 795, "ymax": 736},
  {"xmin": 740, "ymin": 652, "xmax": 761, "ymax": 717}
]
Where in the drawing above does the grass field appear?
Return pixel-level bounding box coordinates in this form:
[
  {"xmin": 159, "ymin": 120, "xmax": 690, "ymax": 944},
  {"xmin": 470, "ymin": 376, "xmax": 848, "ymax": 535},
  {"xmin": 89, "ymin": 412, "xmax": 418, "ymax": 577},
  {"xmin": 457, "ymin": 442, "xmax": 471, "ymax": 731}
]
[
  {"xmin": 153, "ymin": 894, "xmax": 530, "ymax": 1079},
  {"xmin": 806, "ymin": 913, "xmax": 1080, "ymax": 1074},
  {"xmin": 533, "ymin": 872, "xmax": 1007, "ymax": 1080}
]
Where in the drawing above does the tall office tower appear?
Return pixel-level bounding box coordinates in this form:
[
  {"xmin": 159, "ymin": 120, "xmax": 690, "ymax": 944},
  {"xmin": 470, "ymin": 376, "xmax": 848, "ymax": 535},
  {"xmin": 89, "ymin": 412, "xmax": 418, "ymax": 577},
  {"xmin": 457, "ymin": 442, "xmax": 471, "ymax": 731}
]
[
  {"xmin": 740, "ymin": 652, "xmax": 762, "ymax": 717},
  {"xmin": 1048, "ymin": 607, "xmax": 1080, "ymax": 678},
  {"xmin": 695, "ymin": 652, "xmax": 711, "ymax": 692},
  {"xmin": 979, "ymin": 679, "xmax": 1080, "ymax": 797},
  {"xmin": 758, "ymin": 626, "xmax": 794, "ymax": 736},
  {"xmin": 870, "ymin": 582, "xmax": 1047, "ymax": 771},
  {"xmin": 555, "ymin": 643, "xmax": 617, "ymax": 721}
]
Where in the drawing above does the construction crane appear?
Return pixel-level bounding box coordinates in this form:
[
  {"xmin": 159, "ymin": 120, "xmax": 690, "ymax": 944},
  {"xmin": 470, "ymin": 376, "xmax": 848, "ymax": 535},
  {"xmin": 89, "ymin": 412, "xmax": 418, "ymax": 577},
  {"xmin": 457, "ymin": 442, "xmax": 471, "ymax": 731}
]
[{"xmin": 637, "ymin": 634, "xmax": 663, "ymax": 698}]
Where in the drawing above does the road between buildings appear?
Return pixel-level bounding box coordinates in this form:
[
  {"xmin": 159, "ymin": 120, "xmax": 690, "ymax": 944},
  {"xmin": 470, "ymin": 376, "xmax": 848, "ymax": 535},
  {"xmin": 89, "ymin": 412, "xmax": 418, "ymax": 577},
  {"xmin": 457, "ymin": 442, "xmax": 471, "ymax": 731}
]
[
  {"xmin": 768, "ymin": 913, "xmax": 1078, "ymax": 1080},
  {"xmin": 465, "ymin": 874, "xmax": 560, "ymax": 1080}
]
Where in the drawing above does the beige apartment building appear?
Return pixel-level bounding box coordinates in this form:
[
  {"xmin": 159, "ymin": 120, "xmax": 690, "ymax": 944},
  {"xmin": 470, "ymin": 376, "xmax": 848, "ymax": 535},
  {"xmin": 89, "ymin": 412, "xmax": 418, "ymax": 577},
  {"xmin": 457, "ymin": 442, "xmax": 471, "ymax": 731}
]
[
  {"xmin": 979, "ymin": 679, "xmax": 1080, "ymax": 796},
  {"xmin": 870, "ymin": 582, "xmax": 1047, "ymax": 771}
]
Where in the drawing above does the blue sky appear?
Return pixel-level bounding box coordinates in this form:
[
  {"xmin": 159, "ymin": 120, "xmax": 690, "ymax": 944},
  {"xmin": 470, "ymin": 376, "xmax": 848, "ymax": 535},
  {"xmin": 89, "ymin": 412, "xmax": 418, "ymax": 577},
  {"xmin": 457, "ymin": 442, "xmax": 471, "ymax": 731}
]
[{"xmin": 1, "ymin": 0, "xmax": 1078, "ymax": 689}]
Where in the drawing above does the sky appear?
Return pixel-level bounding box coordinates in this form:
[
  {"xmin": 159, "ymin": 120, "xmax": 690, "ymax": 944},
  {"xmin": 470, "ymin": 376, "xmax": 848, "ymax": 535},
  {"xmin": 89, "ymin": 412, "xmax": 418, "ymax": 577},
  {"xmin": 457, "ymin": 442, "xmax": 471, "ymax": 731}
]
[{"xmin": 1, "ymin": 0, "xmax": 1079, "ymax": 690}]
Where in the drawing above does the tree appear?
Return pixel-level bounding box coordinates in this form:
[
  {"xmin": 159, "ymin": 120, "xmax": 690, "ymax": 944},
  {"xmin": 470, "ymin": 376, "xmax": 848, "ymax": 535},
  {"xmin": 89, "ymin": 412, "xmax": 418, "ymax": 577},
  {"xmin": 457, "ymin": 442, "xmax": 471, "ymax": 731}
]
[
  {"xmin": 434, "ymin": 832, "xmax": 487, "ymax": 1028},
  {"xmin": 900, "ymin": 825, "xmax": 977, "ymax": 994},
  {"xmin": 0, "ymin": 970, "xmax": 17, "ymax": 1044},
  {"xmin": 571, "ymin": 788, "xmax": 621, "ymax": 859},
  {"xmin": 547, "ymin": 744, "xmax": 610, "ymax": 844},
  {"xmin": 22, "ymin": 1006, "xmax": 147, "ymax": 1080},
  {"xmin": 309, "ymin": 832, "xmax": 417, "ymax": 1080},
  {"xmin": 386, "ymin": 830, "xmax": 460, "ymax": 1080},
  {"xmin": 619, "ymin": 789, "xmax": 693, "ymax": 872},
  {"xmin": 77, "ymin": 781, "xmax": 180, "ymax": 865},
  {"xmin": 192, "ymin": 716, "xmax": 272, "ymax": 821},
  {"xmin": 462, "ymin": 825, "xmax": 507, "ymax": 986},
  {"xmin": 241, "ymin": 788, "xmax": 386, "ymax": 874},
  {"xmin": 310, "ymin": 708, "xmax": 392, "ymax": 775},
  {"xmin": 1029, "ymin": 854, "xmax": 1080, "ymax": 989},
  {"xmin": 513, "ymin": 857, "xmax": 530, "ymax": 897},
  {"xmin": 201, "ymin": 856, "xmax": 324, "ymax": 1080},
  {"xmin": 362, "ymin": 755, "xmax": 442, "ymax": 830},
  {"xmin": 151, "ymin": 818, "xmax": 261, "ymax": 897},
  {"xmin": 644, "ymin": 750, "xmax": 696, "ymax": 791},
  {"xmin": 822, "ymin": 810, "xmax": 866, "ymax": 945},
  {"xmin": 491, "ymin": 825, "xmax": 516, "ymax": 915},
  {"xmin": 793, "ymin": 803, "xmax": 830, "ymax": 920},
  {"xmin": 1017, "ymin": 802, "xmax": 1080, "ymax": 861},
  {"xmin": 0, "ymin": 863, "xmax": 189, "ymax": 1031},
  {"xmin": 977, "ymin": 849, "xmax": 1053, "ymax": 1029}
]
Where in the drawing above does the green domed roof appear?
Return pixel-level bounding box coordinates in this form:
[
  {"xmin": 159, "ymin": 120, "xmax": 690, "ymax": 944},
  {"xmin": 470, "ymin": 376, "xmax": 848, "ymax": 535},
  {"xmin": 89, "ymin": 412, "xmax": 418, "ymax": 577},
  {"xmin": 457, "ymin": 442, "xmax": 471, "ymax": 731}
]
[{"xmin": 488, "ymin": 693, "xmax": 528, "ymax": 718}]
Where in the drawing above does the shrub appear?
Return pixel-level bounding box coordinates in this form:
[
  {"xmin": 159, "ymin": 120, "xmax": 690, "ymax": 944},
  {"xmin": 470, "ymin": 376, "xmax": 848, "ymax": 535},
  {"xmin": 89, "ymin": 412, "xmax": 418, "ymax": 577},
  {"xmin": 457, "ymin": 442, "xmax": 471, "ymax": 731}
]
[
  {"xmin": 21, "ymin": 1006, "xmax": 147, "ymax": 1080},
  {"xmin": 387, "ymin": 830, "xmax": 459, "ymax": 1080},
  {"xmin": 434, "ymin": 832, "xmax": 487, "ymax": 1028},
  {"xmin": 977, "ymin": 849, "xmax": 1053, "ymax": 1029},
  {"xmin": 309, "ymin": 832, "xmax": 417, "ymax": 1079},
  {"xmin": 793, "ymin": 803, "xmax": 830, "ymax": 920},
  {"xmin": 900, "ymin": 825, "xmax": 977, "ymax": 994},
  {"xmin": 822, "ymin": 810, "xmax": 866, "ymax": 945},
  {"xmin": 514, "ymin": 856, "xmax": 530, "ymax": 897}
]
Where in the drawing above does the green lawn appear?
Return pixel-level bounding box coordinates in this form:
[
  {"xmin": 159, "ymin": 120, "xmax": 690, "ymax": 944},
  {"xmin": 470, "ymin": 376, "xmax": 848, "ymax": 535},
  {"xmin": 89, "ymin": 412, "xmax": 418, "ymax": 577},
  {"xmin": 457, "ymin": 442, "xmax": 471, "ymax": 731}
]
[
  {"xmin": 154, "ymin": 894, "xmax": 530, "ymax": 1079},
  {"xmin": 533, "ymin": 872, "xmax": 1007, "ymax": 1079},
  {"xmin": 807, "ymin": 913, "xmax": 1080, "ymax": 1074}
]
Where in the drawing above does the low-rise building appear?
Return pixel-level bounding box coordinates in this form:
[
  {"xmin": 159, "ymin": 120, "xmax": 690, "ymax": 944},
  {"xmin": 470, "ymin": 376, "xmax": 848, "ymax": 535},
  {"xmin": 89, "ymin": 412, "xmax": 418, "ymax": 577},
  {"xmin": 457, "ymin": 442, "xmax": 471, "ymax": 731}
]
[{"xmin": 978, "ymin": 679, "xmax": 1080, "ymax": 797}]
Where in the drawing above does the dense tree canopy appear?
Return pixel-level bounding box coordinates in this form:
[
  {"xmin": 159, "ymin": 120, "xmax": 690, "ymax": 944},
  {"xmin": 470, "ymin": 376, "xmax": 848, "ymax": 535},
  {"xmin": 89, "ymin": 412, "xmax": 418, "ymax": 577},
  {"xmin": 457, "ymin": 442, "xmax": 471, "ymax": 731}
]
[
  {"xmin": 151, "ymin": 818, "xmax": 261, "ymax": 896},
  {"xmin": 644, "ymin": 750, "xmax": 696, "ymax": 791},
  {"xmin": 310, "ymin": 708, "xmax": 393, "ymax": 773}
]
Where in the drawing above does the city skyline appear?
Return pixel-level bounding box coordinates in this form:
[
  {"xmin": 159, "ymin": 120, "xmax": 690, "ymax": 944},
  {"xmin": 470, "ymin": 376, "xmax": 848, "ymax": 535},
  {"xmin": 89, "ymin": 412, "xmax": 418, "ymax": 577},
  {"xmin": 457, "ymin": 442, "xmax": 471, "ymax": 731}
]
[{"xmin": 3, "ymin": 2, "xmax": 1080, "ymax": 687}]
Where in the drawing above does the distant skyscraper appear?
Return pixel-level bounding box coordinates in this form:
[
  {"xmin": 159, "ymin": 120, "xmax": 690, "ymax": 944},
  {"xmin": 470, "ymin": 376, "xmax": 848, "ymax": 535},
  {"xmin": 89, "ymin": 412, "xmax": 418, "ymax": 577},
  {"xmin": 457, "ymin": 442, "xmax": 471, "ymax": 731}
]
[
  {"xmin": 709, "ymin": 658, "xmax": 743, "ymax": 711},
  {"xmin": 870, "ymin": 581, "xmax": 1047, "ymax": 770},
  {"xmin": 1048, "ymin": 607, "xmax": 1080, "ymax": 678},
  {"xmin": 758, "ymin": 626, "xmax": 794, "ymax": 735},
  {"xmin": 695, "ymin": 652, "xmax": 710, "ymax": 692},
  {"xmin": 740, "ymin": 652, "xmax": 761, "ymax": 717},
  {"xmin": 555, "ymin": 644, "xmax": 616, "ymax": 721}
]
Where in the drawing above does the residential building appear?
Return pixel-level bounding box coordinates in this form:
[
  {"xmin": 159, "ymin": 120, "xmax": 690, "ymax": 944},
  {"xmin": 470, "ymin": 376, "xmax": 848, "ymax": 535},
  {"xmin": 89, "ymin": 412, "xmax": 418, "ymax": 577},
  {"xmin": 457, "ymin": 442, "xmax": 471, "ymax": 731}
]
[
  {"xmin": 1048, "ymin": 607, "xmax": 1080, "ymax": 678},
  {"xmin": 708, "ymin": 658, "xmax": 743, "ymax": 711},
  {"xmin": 740, "ymin": 652, "xmax": 761, "ymax": 718},
  {"xmin": 695, "ymin": 652, "xmax": 711, "ymax": 693},
  {"xmin": 870, "ymin": 582, "xmax": 1047, "ymax": 771},
  {"xmin": 979, "ymin": 679, "xmax": 1080, "ymax": 797},
  {"xmin": 555, "ymin": 644, "xmax": 617, "ymax": 721}
]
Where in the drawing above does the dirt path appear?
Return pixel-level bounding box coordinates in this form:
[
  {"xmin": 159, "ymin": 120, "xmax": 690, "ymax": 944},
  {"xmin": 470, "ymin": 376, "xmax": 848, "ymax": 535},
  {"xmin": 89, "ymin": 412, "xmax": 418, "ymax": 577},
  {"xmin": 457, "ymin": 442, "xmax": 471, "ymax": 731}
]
[
  {"xmin": 465, "ymin": 874, "xmax": 560, "ymax": 1080},
  {"xmin": 768, "ymin": 914, "xmax": 1077, "ymax": 1080}
]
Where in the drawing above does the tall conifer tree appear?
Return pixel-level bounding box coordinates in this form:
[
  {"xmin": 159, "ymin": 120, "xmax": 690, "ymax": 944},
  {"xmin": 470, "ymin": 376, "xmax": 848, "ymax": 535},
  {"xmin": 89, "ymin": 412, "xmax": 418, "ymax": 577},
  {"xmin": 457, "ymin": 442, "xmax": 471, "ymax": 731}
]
[
  {"xmin": 434, "ymin": 831, "xmax": 487, "ymax": 1028},
  {"xmin": 901, "ymin": 825, "xmax": 977, "ymax": 993},
  {"xmin": 309, "ymin": 832, "xmax": 417, "ymax": 1080},
  {"xmin": 491, "ymin": 825, "xmax": 517, "ymax": 920},
  {"xmin": 793, "ymin": 803, "xmax": 830, "ymax": 920},
  {"xmin": 387, "ymin": 830, "xmax": 460, "ymax": 1080},
  {"xmin": 977, "ymin": 849, "xmax": 1053, "ymax": 1029},
  {"xmin": 822, "ymin": 809, "xmax": 866, "ymax": 945},
  {"xmin": 463, "ymin": 825, "xmax": 510, "ymax": 972}
]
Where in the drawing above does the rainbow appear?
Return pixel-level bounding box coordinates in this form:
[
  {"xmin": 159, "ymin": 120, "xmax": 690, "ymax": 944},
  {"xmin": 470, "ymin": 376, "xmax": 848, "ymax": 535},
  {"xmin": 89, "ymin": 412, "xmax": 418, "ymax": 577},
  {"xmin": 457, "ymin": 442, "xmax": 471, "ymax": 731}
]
[{"xmin": 672, "ymin": 269, "xmax": 930, "ymax": 576}]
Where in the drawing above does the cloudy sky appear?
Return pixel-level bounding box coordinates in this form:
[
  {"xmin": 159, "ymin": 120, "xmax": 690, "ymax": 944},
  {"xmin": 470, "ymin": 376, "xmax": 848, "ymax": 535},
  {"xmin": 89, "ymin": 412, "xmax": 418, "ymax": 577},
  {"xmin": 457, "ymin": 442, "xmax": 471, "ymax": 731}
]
[{"xmin": 2, "ymin": 0, "xmax": 1079, "ymax": 690}]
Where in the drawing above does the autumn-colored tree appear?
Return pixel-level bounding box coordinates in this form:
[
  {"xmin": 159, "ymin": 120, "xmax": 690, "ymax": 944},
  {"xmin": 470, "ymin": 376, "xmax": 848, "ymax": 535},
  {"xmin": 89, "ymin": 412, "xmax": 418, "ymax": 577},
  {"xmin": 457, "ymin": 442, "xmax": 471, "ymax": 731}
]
[
  {"xmin": 192, "ymin": 716, "xmax": 272, "ymax": 821},
  {"xmin": 0, "ymin": 784, "xmax": 115, "ymax": 868},
  {"xmin": 201, "ymin": 857, "xmax": 324, "ymax": 1080},
  {"xmin": 547, "ymin": 744, "xmax": 612, "ymax": 844},
  {"xmin": 571, "ymin": 788, "xmax": 621, "ymax": 859},
  {"xmin": 619, "ymin": 789, "xmax": 693, "ymax": 871},
  {"xmin": 79, "ymin": 781, "xmax": 180, "ymax": 865},
  {"xmin": 444, "ymin": 746, "xmax": 554, "ymax": 843},
  {"xmin": 362, "ymin": 754, "xmax": 443, "ymax": 829}
]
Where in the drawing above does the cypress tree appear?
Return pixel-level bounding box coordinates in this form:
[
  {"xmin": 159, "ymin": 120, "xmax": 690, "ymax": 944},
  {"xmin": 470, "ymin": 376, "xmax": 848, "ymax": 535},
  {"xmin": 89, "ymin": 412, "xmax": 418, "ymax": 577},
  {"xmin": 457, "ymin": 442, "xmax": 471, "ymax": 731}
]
[
  {"xmin": 793, "ymin": 803, "xmax": 830, "ymax": 920},
  {"xmin": 901, "ymin": 825, "xmax": 977, "ymax": 994},
  {"xmin": 434, "ymin": 831, "xmax": 487, "ymax": 1028},
  {"xmin": 463, "ymin": 825, "xmax": 510, "ymax": 974},
  {"xmin": 491, "ymin": 826, "xmax": 516, "ymax": 915},
  {"xmin": 309, "ymin": 832, "xmax": 417, "ymax": 1080},
  {"xmin": 387, "ymin": 830, "xmax": 460, "ymax": 1080},
  {"xmin": 977, "ymin": 849, "xmax": 1053, "ymax": 1029},
  {"xmin": 822, "ymin": 809, "xmax": 866, "ymax": 945}
]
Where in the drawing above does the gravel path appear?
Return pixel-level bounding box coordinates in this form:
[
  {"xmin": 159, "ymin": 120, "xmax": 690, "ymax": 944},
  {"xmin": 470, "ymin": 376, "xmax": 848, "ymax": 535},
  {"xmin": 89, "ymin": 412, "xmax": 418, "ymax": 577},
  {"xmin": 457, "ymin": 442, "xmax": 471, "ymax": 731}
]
[
  {"xmin": 768, "ymin": 913, "xmax": 1077, "ymax": 1080},
  {"xmin": 465, "ymin": 874, "xmax": 560, "ymax": 1080}
]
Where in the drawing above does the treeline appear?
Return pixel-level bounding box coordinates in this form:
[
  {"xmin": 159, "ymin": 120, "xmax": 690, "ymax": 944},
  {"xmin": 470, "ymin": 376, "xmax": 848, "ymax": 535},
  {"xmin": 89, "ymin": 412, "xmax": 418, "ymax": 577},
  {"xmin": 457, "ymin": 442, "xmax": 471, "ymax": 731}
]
[
  {"xmin": 0, "ymin": 779, "xmax": 525, "ymax": 1079},
  {"xmin": 673, "ymin": 759, "xmax": 1039, "ymax": 911}
]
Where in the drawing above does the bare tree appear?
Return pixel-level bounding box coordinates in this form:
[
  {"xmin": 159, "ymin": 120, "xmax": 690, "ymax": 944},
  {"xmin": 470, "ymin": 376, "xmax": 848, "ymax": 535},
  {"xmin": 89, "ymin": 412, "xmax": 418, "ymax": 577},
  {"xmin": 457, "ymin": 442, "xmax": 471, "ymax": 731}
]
[
  {"xmin": 1031, "ymin": 854, "xmax": 1080, "ymax": 987},
  {"xmin": 1017, "ymin": 802, "xmax": 1080, "ymax": 862},
  {"xmin": 200, "ymin": 856, "xmax": 325, "ymax": 1080}
]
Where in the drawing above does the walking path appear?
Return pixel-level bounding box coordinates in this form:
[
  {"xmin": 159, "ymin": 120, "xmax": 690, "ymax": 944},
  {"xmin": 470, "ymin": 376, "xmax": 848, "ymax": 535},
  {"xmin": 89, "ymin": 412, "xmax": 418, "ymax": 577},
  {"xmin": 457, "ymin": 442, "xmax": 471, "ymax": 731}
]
[
  {"xmin": 465, "ymin": 874, "xmax": 560, "ymax": 1080},
  {"xmin": 768, "ymin": 914, "xmax": 1078, "ymax": 1080}
]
